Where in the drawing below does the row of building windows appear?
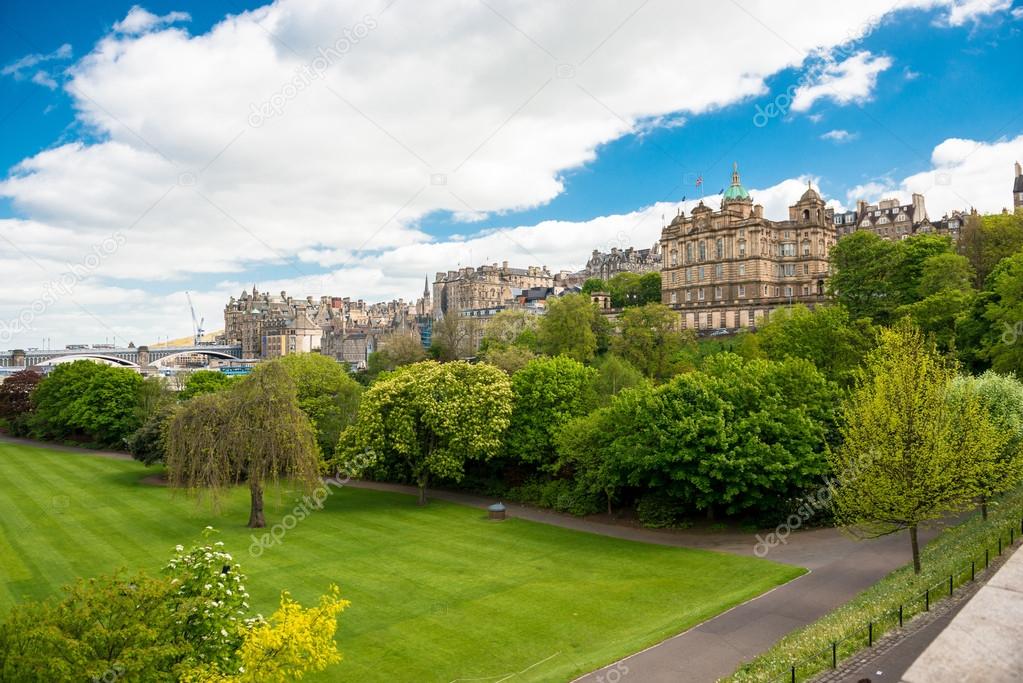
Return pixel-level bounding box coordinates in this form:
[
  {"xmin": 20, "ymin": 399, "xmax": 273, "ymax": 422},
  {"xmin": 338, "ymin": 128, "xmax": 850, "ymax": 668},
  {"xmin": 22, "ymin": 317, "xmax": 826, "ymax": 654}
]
[
  {"xmin": 668, "ymin": 261, "xmax": 816, "ymax": 285},
  {"xmin": 668, "ymin": 283, "xmax": 810, "ymax": 304}
]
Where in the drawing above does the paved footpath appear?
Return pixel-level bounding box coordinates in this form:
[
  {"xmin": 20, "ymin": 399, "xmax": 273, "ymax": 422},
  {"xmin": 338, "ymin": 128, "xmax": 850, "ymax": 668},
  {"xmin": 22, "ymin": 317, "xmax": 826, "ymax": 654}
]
[
  {"xmin": 346, "ymin": 480, "xmax": 944, "ymax": 683},
  {"xmin": 0, "ymin": 438, "xmax": 942, "ymax": 683}
]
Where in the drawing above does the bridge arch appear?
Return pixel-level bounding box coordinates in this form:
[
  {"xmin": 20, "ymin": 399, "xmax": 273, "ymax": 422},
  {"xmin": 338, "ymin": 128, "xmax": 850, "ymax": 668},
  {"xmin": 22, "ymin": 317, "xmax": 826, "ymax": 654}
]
[
  {"xmin": 33, "ymin": 354, "xmax": 140, "ymax": 369},
  {"xmin": 147, "ymin": 349, "xmax": 240, "ymax": 368}
]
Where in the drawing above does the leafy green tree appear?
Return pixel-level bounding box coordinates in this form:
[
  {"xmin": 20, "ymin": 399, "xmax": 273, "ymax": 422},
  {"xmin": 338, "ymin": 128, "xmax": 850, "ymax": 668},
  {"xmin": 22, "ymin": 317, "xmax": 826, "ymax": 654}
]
[
  {"xmin": 830, "ymin": 321, "xmax": 1004, "ymax": 573},
  {"xmin": 277, "ymin": 353, "xmax": 361, "ymax": 457},
  {"xmin": 166, "ymin": 362, "xmax": 321, "ymax": 527},
  {"xmin": 581, "ymin": 278, "xmax": 607, "ymax": 294},
  {"xmin": 950, "ymin": 371, "xmax": 1023, "ymax": 519},
  {"xmin": 606, "ymin": 272, "xmax": 660, "ymax": 308},
  {"xmin": 341, "ymin": 361, "xmax": 512, "ymax": 505},
  {"xmin": 742, "ymin": 305, "xmax": 874, "ymax": 386},
  {"xmin": 982, "ymin": 249, "xmax": 1023, "ymax": 374},
  {"xmin": 126, "ymin": 403, "xmax": 175, "ymax": 465},
  {"xmin": 537, "ymin": 293, "xmax": 600, "ymax": 363},
  {"xmin": 897, "ymin": 288, "xmax": 975, "ymax": 354},
  {"xmin": 828, "ymin": 231, "xmax": 899, "ymax": 322},
  {"xmin": 429, "ymin": 314, "xmax": 479, "ymax": 361},
  {"xmin": 367, "ymin": 333, "xmax": 427, "ymax": 378},
  {"xmin": 0, "ymin": 369, "xmax": 42, "ymax": 436},
  {"xmin": 919, "ymin": 252, "xmax": 975, "ymax": 297},
  {"xmin": 638, "ymin": 272, "xmax": 662, "ymax": 304},
  {"xmin": 959, "ymin": 210, "xmax": 1023, "ymax": 287},
  {"xmin": 591, "ymin": 354, "xmax": 646, "ymax": 403},
  {"xmin": 889, "ymin": 234, "xmax": 955, "ymax": 306},
  {"xmin": 505, "ymin": 356, "xmax": 598, "ymax": 471},
  {"xmin": 30, "ymin": 361, "xmax": 144, "ymax": 447},
  {"xmin": 480, "ymin": 345, "xmax": 536, "ymax": 375},
  {"xmin": 479, "ymin": 309, "xmax": 539, "ymax": 352},
  {"xmin": 612, "ymin": 303, "xmax": 694, "ymax": 381},
  {"xmin": 179, "ymin": 369, "xmax": 236, "ymax": 400}
]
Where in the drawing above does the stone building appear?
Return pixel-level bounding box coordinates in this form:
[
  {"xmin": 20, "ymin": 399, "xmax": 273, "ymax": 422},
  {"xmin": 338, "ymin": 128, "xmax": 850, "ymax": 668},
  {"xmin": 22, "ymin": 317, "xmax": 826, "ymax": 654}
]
[
  {"xmin": 432, "ymin": 262, "xmax": 553, "ymax": 319},
  {"xmin": 660, "ymin": 164, "xmax": 835, "ymax": 331},
  {"xmin": 581, "ymin": 244, "xmax": 661, "ymax": 281},
  {"xmin": 261, "ymin": 311, "xmax": 321, "ymax": 358},
  {"xmin": 833, "ymin": 193, "xmax": 965, "ymax": 241},
  {"xmin": 1014, "ymin": 161, "xmax": 1023, "ymax": 211}
]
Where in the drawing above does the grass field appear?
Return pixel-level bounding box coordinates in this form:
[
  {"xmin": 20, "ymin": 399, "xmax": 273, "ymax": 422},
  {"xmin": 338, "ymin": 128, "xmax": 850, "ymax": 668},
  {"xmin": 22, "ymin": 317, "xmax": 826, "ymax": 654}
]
[{"xmin": 0, "ymin": 442, "xmax": 804, "ymax": 682}]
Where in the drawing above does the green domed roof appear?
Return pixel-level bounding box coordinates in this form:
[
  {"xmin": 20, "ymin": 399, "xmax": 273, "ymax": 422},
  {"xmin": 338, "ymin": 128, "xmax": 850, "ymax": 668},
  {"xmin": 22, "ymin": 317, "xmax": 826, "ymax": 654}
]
[{"xmin": 722, "ymin": 162, "xmax": 750, "ymax": 202}]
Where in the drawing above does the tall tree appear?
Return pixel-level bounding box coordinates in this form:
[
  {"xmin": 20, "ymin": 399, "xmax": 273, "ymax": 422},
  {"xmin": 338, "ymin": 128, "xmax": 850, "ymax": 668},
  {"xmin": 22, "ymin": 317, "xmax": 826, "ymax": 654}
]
[
  {"xmin": 277, "ymin": 353, "xmax": 361, "ymax": 457},
  {"xmin": 830, "ymin": 321, "xmax": 1003, "ymax": 573},
  {"xmin": 430, "ymin": 314, "xmax": 478, "ymax": 361},
  {"xmin": 479, "ymin": 309, "xmax": 539, "ymax": 352},
  {"xmin": 537, "ymin": 293, "xmax": 600, "ymax": 363},
  {"xmin": 828, "ymin": 231, "xmax": 899, "ymax": 323},
  {"xmin": 982, "ymin": 249, "xmax": 1023, "ymax": 374},
  {"xmin": 178, "ymin": 369, "xmax": 236, "ymax": 400},
  {"xmin": 959, "ymin": 210, "xmax": 1023, "ymax": 287},
  {"xmin": 367, "ymin": 332, "xmax": 427, "ymax": 376},
  {"xmin": 611, "ymin": 303, "xmax": 694, "ymax": 381},
  {"xmin": 341, "ymin": 361, "xmax": 512, "ymax": 505},
  {"xmin": 166, "ymin": 362, "xmax": 321, "ymax": 528},
  {"xmin": 0, "ymin": 369, "xmax": 42, "ymax": 435},
  {"xmin": 505, "ymin": 356, "xmax": 597, "ymax": 472}
]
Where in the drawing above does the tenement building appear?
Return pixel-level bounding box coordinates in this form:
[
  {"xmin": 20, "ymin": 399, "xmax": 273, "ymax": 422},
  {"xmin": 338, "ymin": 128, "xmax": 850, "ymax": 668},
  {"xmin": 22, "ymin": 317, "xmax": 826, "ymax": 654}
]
[
  {"xmin": 833, "ymin": 193, "xmax": 966, "ymax": 241},
  {"xmin": 432, "ymin": 262, "xmax": 553, "ymax": 318},
  {"xmin": 660, "ymin": 165, "xmax": 835, "ymax": 331}
]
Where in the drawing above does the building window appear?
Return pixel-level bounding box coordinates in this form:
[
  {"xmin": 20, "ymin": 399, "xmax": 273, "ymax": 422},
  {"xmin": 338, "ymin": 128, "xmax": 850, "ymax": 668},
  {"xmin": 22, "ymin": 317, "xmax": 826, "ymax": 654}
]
[
  {"xmin": 698, "ymin": 288, "xmax": 705, "ymax": 300},
  {"xmin": 784, "ymin": 264, "xmax": 795, "ymax": 276},
  {"xmin": 698, "ymin": 241, "xmax": 706, "ymax": 261},
  {"xmin": 715, "ymin": 264, "xmax": 723, "ymax": 279},
  {"xmin": 686, "ymin": 268, "xmax": 693, "ymax": 282},
  {"xmin": 714, "ymin": 286, "xmax": 722, "ymax": 299},
  {"xmin": 670, "ymin": 292, "xmax": 677, "ymax": 304},
  {"xmin": 802, "ymin": 240, "xmax": 810, "ymax": 256},
  {"xmin": 781, "ymin": 243, "xmax": 796, "ymax": 257},
  {"xmin": 670, "ymin": 250, "xmax": 678, "ymax": 266},
  {"xmin": 803, "ymin": 264, "xmax": 809, "ymax": 274},
  {"xmin": 685, "ymin": 289, "xmax": 692, "ymax": 302},
  {"xmin": 738, "ymin": 285, "xmax": 746, "ymax": 298},
  {"xmin": 748, "ymin": 310, "xmax": 756, "ymax": 324},
  {"xmin": 715, "ymin": 238, "xmax": 723, "ymax": 259},
  {"xmin": 671, "ymin": 272, "xmax": 677, "ymax": 284},
  {"xmin": 698, "ymin": 266, "xmax": 705, "ymax": 280},
  {"xmin": 785, "ymin": 286, "xmax": 793, "ymax": 297},
  {"xmin": 738, "ymin": 239, "xmax": 746, "ymax": 257},
  {"xmin": 802, "ymin": 285, "xmax": 809, "ymax": 295},
  {"xmin": 774, "ymin": 287, "xmax": 780, "ymax": 296},
  {"xmin": 739, "ymin": 228, "xmax": 746, "ymax": 237},
  {"xmin": 738, "ymin": 263, "xmax": 746, "ymax": 276},
  {"xmin": 686, "ymin": 243, "xmax": 693, "ymax": 262}
]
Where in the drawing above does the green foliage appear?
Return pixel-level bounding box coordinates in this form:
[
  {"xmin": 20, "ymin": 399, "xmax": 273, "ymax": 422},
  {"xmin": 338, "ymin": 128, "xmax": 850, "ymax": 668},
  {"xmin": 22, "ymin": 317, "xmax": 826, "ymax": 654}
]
[
  {"xmin": 340, "ymin": 360, "xmax": 513, "ymax": 503},
  {"xmin": 830, "ymin": 320, "xmax": 1005, "ymax": 572},
  {"xmin": 959, "ymin": 210, "xmax": 1023, "ymax": 287},
  {"xmin": 611, "ymin": 303, "xmax": 695, "ymax": 381},
  {"xmin": 479, "ymin": 345, "xmax": 536, "ymax": 375},
  {"xmin": 828, "ymin": 231, "xmax": 899, "ymax": 322},
  {"xmin": 479, "ymin": 309, "xmax": 540, "ymax": 353},
  {"xmin": 166, "ymin": 362, "xmax": 322, "ymax": 527},
  {"xmin": 581, "ymin": 278, "xmax": 607, "ymax": 294},
  {"xmin": 919, "ymin": 252, "xmax": 975, "ymax": 297},
  {"xmin": 606, "ymin": 272, "xmax": 662, "ymax": 308},
  {"xmin": 982, "ymin": 248, "xmax": 1023, "ymax": 374},
  {"xmin": 276, "ymin": 353, "xmax": 361, "ymax": 458},
  {"xmin": 636, "ymin": 493, "xmax": 691, "ymax": 529},
  {"xmin": 591, "ymin": 353, "xmax": 646, "ymax": 403},
  {"xmin": 740, "ymin": 305, "xmax": 874, "ymax": 386},
  {"xmin": 505, "ymin": 478, "xmax": 602, "ymax": 516},
  {"xmin": 127, "ymin": 403, "xmax": 176, "ymax": 465},
  {"xmin": 0, "ymin": 369, "xmax": 42, "ymax": 436},
  {"xmin": 537, "ymin": 293, "xmax": 601, "ymax": 363},
  {"xmin": 30, "ymin": 360, "xmax": 144, "ymax": 447},
  {"xmin": 429, "ymin": 314, "xmax": 478, "ymax": 361},
  {"xmin": 366, "ymin": 333, "xmax": 428, "ymax": 380},
  {"xmin": 179, "ymin": 370, "xmax": 237, "ymax": 400},
  {"xmin": 558, "ymin": 354, "xmax": 840, "ymax": 519},
  {"xmin": 505, "ymin": 356, "xmax": 598, "ymax": 472}
]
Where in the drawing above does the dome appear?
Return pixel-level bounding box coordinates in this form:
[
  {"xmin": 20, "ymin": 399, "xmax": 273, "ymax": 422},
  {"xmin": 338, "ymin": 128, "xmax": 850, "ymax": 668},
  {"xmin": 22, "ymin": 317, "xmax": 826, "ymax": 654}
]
[
  {"xmin": 722, "ymin": 162, "xmax": 751, "ymax": 202},
  {"xmin": 800, "ymin": 181, "xmax": 822, "ymax": 202}
]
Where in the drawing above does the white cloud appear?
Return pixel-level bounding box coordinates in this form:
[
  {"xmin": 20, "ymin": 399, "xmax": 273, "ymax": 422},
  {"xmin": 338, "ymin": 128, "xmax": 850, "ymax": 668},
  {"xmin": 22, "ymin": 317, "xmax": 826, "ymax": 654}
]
[
  {"xmin": 792, "ymin": 51, "xmax": 893, "ymax": 112},
  {"xmin": 820, "ymin": 129, "xmax": 858, "ymax": 143},
  {"xmin": 0, "ymin": 0, "xmax": 1012, "ymax": 348},
  {"xmin": 942, "ymin": 0, "xmax": 1012, "ymax": 26},
  {"xmin": 112, "ymin": 6, "xmax": 191, "ymax": 35},
  {"xmin": 2, "ymin": 43, "xmax": 72, "ymax": 87}
]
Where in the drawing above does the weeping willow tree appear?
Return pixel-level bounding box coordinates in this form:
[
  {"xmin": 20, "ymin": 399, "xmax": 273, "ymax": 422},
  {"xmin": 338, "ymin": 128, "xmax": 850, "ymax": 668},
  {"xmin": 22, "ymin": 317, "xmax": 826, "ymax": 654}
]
[{"xmin": 166, "ymin": 361, "xmax": 321, "ymax": 528}]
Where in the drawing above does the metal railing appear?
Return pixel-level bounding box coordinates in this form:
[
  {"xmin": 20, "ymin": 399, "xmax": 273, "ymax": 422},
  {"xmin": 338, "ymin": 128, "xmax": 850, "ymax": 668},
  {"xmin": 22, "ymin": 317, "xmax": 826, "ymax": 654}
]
[{"xmin": 763, "ymin": 515, "xmax": 1023, "ymax": 683}]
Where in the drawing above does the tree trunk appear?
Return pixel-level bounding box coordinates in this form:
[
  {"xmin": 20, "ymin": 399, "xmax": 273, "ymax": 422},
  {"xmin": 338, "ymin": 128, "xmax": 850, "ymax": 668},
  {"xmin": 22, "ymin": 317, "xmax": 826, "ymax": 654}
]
[
  {"xmin": 981, "ymin": 496, "xmax": 988, "ymax": 521},
  {"xmin": 909, "ymin": 523, "xmax": 921, "ymax": 574},
  {"xmin": 706, "ymin": 504, "xmax": 715, "ymax": 521},
  {"xmin": 417, "ymin": 474, "xmax": 428, "ymax": 506},
  {"xmin": 248, "ymin": 481, "xmax": 266, "ymax": 528}
]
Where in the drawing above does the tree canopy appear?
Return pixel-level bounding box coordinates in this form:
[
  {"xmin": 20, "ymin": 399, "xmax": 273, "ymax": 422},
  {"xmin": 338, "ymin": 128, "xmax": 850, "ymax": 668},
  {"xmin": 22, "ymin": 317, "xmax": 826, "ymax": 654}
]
[
  {"xmin": 611, "ymin": 303, "xmax": 694, "ymax": 381},
  {"xmin": 277, "ymin": 353, "xmax": 362, "ymax": 458},
  {"xmin": 537, "ymin": 293, "xmax": 601, "ymax": 363}
]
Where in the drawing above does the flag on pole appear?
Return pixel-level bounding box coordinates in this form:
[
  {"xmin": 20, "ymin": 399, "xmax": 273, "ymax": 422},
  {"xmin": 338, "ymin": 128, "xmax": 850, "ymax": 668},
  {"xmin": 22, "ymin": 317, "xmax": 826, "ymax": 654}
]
[{"xmin": 695, "ymin": 176, "xmax": 703, "ymax": 187}]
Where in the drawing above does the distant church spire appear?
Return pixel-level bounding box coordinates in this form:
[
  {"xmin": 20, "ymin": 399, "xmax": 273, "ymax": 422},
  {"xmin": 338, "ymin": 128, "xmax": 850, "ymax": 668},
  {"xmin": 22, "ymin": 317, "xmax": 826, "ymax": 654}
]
[{"xmin": 423, "ymin": 275, "xmax": 430, "ymax": 298}]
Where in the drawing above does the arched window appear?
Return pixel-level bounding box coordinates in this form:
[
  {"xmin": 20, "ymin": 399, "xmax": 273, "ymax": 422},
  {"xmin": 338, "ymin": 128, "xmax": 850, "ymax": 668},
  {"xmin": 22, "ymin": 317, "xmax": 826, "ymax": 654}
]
[{"xmin": 802, "ymin": 209, "xmax": 810, "ymax": 221}]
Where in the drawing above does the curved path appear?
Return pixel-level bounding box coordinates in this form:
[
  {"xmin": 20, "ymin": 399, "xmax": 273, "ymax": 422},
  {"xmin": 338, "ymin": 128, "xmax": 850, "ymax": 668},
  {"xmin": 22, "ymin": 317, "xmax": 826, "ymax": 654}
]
[
  {"xmin": 0, "ymin": 436, "xmax": 936, "ymax": 682},
  {"xmin": 346, "ymin": 480, "xmax": 944, "ymax": 683}
]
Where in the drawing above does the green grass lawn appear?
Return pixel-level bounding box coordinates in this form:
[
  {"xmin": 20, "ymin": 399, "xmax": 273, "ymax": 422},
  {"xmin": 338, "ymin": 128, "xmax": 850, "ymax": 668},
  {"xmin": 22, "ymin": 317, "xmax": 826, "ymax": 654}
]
[{"xmin": 0, "ymin": 443, "xmax": 804, "ymax": 682}]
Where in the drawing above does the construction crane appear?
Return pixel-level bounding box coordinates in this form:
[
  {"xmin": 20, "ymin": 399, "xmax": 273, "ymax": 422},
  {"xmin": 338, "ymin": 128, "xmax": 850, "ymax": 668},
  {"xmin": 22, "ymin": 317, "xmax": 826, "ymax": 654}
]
[{"xmin": 185, "ymin": 291, "xmax": 205, "ymax": 345}]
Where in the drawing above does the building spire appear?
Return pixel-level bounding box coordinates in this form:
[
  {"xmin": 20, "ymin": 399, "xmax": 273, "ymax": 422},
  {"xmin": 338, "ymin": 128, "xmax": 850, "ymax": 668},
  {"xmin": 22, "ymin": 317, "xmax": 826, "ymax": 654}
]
[
  {"xmin": 423, "ymin": 275, "xmax": 430, "ymax": 298},
  {"xmin": 731, "ymin": 161, "xmax": 740, "ymax": 187}
]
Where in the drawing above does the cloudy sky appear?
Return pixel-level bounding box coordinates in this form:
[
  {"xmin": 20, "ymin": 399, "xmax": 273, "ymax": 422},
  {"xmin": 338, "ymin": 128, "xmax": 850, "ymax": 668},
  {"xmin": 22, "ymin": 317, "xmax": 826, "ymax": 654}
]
[{"xmin": 1, "ymin": 0, "xmax": 1022, "ymax": 348}]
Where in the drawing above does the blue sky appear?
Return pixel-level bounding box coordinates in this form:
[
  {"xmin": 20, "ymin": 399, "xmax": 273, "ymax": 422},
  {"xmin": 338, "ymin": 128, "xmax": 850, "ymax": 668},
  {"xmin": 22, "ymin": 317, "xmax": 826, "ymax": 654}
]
[{"xmin": 1, "ymin": 1, "xmax": 1022, "ymax": 346}]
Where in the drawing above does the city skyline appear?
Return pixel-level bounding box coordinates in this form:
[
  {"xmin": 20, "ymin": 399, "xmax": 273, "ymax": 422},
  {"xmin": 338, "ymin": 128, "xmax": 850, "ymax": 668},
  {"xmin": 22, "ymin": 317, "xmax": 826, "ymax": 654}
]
[{"xmin": 1, "ymin": 0, "xmax": 1022, "ymax": 348}]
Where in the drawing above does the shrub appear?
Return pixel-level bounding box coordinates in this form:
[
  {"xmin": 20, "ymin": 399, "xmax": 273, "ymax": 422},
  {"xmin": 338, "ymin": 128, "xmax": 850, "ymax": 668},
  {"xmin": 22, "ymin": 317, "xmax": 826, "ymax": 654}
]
[{"xmin": 636, "ymin": 493, "xmax": 690, "ymax": 529}]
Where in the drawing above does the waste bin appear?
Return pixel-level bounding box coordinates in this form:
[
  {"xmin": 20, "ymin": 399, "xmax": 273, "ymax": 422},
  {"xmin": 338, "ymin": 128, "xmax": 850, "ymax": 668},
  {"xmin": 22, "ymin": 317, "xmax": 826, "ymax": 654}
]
[{"xmin": 487, "ymin": 502, "xmax": 507, "ymax": 520}]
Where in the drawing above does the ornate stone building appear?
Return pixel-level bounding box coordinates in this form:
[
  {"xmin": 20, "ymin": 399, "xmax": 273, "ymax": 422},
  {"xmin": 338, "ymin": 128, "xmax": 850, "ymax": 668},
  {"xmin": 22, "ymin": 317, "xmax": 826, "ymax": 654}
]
[
  {"xmin": 660, "ymin": 165, "xmax": 835, "ymax": 331},
  {"xmin": 581, "ymin": 244, "xmax": 661, "ymax": 281},
  {"xmin": 432, "ymin": 262, "xmax": 553, "ymax": 318},
  {"xmin": 833, "ymin": 193, "xmax": 965, "ymax": 241}
]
